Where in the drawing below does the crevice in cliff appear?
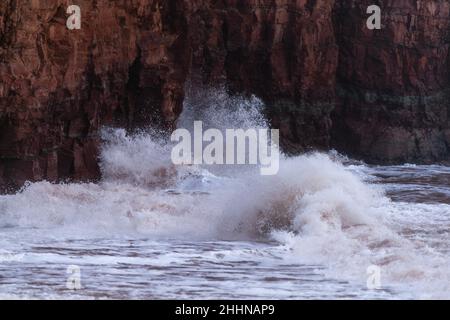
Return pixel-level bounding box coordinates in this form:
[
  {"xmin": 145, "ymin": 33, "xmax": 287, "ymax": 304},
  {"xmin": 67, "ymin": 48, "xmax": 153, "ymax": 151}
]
[
  {"xmin": 120, "ymin": 46, "xmax": 143, "ymax": 129},
  {"xmin": 0, "ymin": 0, "xmax": 17, "ymax": 50}
]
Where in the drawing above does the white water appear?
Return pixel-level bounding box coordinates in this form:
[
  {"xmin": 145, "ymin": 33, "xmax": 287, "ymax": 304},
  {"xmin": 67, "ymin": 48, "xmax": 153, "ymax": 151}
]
[{"xmin": 0, "ymin": 89, "xmax": 449, "ymax": 299}]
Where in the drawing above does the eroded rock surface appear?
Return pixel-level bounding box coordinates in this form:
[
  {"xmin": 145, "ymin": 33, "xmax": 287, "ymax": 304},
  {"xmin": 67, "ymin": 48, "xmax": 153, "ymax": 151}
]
[
  {"xmin": 333, "ymin": 0, "xmax": 450, "ymax": 163},
  {"xmin": 0, "ymin": 0, "xmax": 449, "ymax": 190}
]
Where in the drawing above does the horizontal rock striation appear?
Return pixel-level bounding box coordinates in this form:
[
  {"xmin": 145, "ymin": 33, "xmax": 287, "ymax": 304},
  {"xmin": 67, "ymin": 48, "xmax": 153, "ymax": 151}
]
[{"xmin": 332, "ymin": 0, "xmax": 450, "ymax": 163}]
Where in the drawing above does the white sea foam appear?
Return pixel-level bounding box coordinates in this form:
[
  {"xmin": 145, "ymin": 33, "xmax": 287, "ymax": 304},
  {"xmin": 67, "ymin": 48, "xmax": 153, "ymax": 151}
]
[{"xmin": 0, "ymin": 88, "xmax": 448, "ymax": 299}]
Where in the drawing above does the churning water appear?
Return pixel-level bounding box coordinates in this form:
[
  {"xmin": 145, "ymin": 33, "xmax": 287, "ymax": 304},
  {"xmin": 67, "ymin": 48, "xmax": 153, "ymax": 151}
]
[{"xmin": 0, "ymin": 90, "xmax": 449, "ymax": 299}]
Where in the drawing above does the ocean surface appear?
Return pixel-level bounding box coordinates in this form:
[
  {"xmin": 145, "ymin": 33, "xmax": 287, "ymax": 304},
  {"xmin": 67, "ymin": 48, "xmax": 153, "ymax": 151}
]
[{"xmin": 0, "ymin": 90, "xmax": 449, "ymax": 299}]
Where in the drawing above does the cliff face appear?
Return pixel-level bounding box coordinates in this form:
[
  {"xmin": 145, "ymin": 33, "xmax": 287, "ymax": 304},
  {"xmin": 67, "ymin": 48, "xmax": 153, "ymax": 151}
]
[
  {"xmin": 0, "ymin": 0, "xmax": 191, "ymax": 190},
  {"xmin": 333, "ymin": 0, "xmax": 450, "ymax": 163},
  {"xmin": 190, "ymin": 0, "xmax": 338, "ymax": 153},
  {"xmin": 0, "ymin": 0, "xmax": 449, "ymax": 190}
]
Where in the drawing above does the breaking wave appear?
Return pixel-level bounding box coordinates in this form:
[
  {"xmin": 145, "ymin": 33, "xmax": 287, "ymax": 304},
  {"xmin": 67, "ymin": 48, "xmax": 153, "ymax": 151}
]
[{"xmin": 0, "ymin": 88, "xmax": 449, "ymax": 298}]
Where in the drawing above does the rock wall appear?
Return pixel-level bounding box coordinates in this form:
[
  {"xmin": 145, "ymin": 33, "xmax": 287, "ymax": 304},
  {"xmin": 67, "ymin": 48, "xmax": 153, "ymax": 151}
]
[
  {"xmin": 0, "ymin": 0, "xmax": 192, "ymax": 191},
  {"xmin": 0, "ymin": 0, "xmax": 449, "ymax": 190},
  {"xmin": 333, "ymin": 0, "xmax": 450, "ymax": 163},
  {"xmin": 189, "ymin": 0, "xmax": 338, "ymax": 153}
]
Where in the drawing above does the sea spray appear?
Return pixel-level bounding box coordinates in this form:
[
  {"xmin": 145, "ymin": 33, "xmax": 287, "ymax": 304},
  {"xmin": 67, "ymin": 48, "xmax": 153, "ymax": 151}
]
[{"xmin": 0, "ymin": 88, "xmax": 448, "ymax": 299}]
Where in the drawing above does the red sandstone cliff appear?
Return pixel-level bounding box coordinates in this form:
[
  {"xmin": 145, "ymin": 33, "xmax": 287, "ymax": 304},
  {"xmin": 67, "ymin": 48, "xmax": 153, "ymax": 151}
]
[
  {"xmin": 0, "ymin": 0, "xmax": 449, "ymax": 190},
  {"xmin": 333, "ymin": 0, "xmax": 450, "ymax": 163}
]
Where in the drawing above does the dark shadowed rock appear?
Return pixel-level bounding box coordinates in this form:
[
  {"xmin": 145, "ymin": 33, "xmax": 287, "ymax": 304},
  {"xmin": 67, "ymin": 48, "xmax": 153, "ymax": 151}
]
[{"xmin": 0, "ymin": 0, "xmax": 449, "ymax": 191}]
